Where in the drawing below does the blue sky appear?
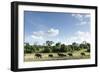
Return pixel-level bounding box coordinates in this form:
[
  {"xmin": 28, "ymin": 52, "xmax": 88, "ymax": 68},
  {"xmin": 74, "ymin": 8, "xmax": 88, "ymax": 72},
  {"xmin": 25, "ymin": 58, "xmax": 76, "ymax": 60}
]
[{"xmin": 24, "ymin": 11, "xmax": 91, "ymax": 45}]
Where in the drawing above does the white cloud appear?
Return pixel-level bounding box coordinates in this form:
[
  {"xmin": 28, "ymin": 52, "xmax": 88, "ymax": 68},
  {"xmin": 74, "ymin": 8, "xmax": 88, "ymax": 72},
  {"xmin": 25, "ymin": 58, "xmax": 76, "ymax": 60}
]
[
  {"xmin": 32, "ymin": 35, "xmax": 43, "ymax": 40},
  {"xmin": 85, "ymin": 15, "xmax": 91, "ymax": 18},
  {"xmin": 66, "ymin": 31, "xmax": 91, "ymax": 44},
  {"xmin": 46, "ymin": 28, "xmax": 59, "ymax": 37},
  {"xmin": 76, "ymin": 21, "xmax": 89, "ymax": 26},
  {"xmin": 33, "ymin": 31, "xmax": 44, "ymax": 37},
  {"xmin": 71, "ymin": 13, "xmax": 90, "ymax": 26},
  {"xmin": 31, "ymin": 28, "xmax": 59, "ymax": 40},
  {"xmin": 72, "ymin": 14, "xmax": 83, "ymax": 21},
  {"xmin": 76, "ymin": 31, "xmax": 91, "ymax": 42}
]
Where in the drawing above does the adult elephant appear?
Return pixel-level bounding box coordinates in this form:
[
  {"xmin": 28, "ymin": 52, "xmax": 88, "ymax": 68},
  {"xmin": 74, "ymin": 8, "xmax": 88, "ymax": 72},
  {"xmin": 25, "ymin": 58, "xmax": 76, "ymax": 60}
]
[{"xmin": 35, "ymin": 53, "xmax": 42, "ymax": 58}]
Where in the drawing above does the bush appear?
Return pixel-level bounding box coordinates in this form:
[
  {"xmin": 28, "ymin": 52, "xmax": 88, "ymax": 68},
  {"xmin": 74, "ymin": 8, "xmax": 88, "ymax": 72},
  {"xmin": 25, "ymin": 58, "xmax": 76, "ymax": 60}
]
[
  {"xmin": 52, "ymin": 46, "xmax": 60, "ymax": 53},
  {"xmin": 59, "ymin": 44, "xmax": 67, "ymax": 52},
  {"xmin": 42, "ymin": 47, "xmax": 51, "ymax": 53}
]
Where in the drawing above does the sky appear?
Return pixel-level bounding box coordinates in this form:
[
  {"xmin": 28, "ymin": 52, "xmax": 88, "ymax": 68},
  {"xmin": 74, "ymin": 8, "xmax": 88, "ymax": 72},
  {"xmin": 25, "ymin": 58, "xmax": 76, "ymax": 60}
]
[{"xmin": 24, "ymin": 11, "xmax": 91, "ymax": 45}]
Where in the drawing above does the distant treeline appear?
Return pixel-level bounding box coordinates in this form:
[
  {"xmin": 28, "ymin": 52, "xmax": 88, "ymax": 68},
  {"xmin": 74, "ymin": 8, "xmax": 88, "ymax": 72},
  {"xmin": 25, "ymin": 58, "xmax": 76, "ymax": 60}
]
[{"xmin": 24, "ymin": 41, "xmax": 90, "ymax": 53}]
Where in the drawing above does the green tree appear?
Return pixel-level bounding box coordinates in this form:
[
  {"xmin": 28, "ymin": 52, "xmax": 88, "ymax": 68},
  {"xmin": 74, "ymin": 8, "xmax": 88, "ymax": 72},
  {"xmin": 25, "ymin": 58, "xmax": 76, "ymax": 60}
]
[
  {"xmin": 55, "ymin": 42, "xmax": 61, "ymax": 47},
  {"xmin": 67, "ymin": 45, "xmax": 73, "ymax": 52},
  {"xmin": 86, "ymin": 43, "xmax": 90, "ymax": 52},
  {"xmin": 60, "ymin": 44, "xmax": 67, "ymax": 52},
  {"xmin": 24, "ymin": 43, "xmax": 33, "ymax": 53},
  {"xmin": 46, "ymin": 41, "xmax": 54, "ymax": 46},
  {"xmin": 52, "ymin": 46, "xmax": 60, "ymax": 53},
  {"xmin": 51, "ymin": 42, "xmax": 61, "ymax": 53},
  {"xmin": 72, "ymin": 42, "xmax": 79, "ymax": 51},
  {"xmin": 79, "ymin": 41, "xmax": 90, "ymax": 50},
  {"xmin": 42, "ymin": 46, "xmax": 51, "ymax": 53}
]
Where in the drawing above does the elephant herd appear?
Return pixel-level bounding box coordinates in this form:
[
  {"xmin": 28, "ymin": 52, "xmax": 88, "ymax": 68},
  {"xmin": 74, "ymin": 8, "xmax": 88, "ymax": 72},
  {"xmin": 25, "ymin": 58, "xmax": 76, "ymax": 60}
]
[{"xmin": 35, "ymin": 52, "xmax": 86, "ymax": 58}]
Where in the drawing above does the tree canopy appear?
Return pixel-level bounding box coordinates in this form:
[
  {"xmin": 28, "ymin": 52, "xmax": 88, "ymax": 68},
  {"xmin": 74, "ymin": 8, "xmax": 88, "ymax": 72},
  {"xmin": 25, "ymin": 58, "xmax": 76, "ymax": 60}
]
[{"xmin": 24, "ymin": 41, "xmax": 90, "ymax": 53}]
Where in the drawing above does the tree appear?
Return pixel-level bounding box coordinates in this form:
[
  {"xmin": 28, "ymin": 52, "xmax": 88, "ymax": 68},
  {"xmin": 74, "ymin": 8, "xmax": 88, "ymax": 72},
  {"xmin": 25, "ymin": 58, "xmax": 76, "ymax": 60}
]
[
  {"xmin": 60, "ymin": 44, "xmax": 67, "ymax": 52},
  {"xmin": 79, "ymin": 41, "xmax": 90, "ymax": 50},
  {"xmin": 55, "ymin": 42, "xmax": 61, "ymax": 47},
  {"xmin": 24, "ymin": 43, "xmax": 33, "ymax": 53},
  {"xmin": 67, "ymin": 45, "xmax": 73, "ymax": 52},
  {"xmin": 46, "ymin": 41, "xmax": 54, "ymax": 46},
  {"xmin": 51, "ymin": 42, "xmax": 61, "ymax": 53},
  {"xmin": 42, "ymin": 46, "xmax": 51, "ymax": 53},
  {"xmin": 86, "ymin": 43, "xmax": 90, "ymax": 52},
  {"xmin": 72, "ymin": 42, "xmax": 79, "ymax": 51},
  {"xmin": 52, "ymin": 46, "xmax": 60, "ymax": 53}
]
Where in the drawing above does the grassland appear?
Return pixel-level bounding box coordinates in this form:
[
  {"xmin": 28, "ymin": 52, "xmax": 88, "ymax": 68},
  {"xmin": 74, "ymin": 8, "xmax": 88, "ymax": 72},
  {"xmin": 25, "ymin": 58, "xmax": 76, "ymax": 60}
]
[{"xmin": 24, "ymin": 49, "xmax": 90, "ymax": 62}]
